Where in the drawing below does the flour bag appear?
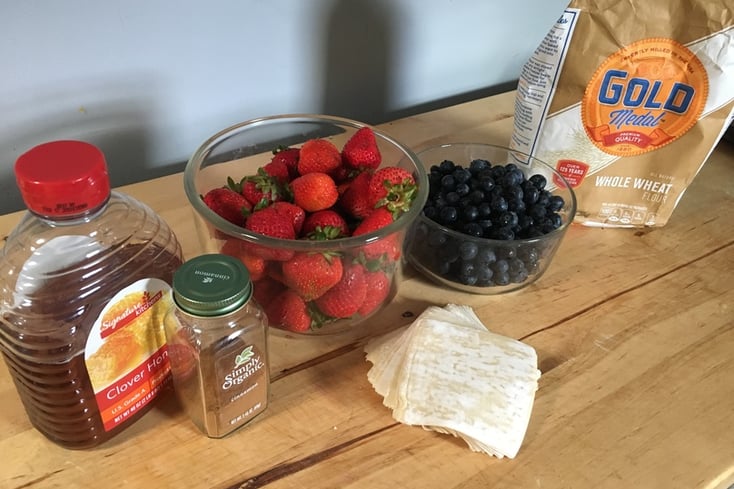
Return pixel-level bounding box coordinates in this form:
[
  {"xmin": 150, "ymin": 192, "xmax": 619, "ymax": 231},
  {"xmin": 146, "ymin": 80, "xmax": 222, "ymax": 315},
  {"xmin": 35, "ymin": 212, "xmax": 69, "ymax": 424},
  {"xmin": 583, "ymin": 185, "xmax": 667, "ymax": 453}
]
[{"xmin": 510, "ymin": 0, "xmax": 734, "ymax": 227}]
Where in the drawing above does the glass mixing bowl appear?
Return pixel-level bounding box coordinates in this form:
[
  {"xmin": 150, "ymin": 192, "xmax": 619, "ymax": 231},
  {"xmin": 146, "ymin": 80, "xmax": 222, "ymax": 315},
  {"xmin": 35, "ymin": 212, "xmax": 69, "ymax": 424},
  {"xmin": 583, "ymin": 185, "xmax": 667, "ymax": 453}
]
[{"xmin": 184, "ymin": 114, "xmax": 428, "ymax": 334}]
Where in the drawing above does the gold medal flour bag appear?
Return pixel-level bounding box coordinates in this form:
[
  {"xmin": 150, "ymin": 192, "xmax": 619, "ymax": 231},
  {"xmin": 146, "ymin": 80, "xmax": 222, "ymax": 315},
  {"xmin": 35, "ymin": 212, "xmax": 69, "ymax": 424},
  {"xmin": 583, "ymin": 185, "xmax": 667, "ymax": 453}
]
[{"xmin": 510, "ymin": 0, "xmax": 734, "ymax": 227}]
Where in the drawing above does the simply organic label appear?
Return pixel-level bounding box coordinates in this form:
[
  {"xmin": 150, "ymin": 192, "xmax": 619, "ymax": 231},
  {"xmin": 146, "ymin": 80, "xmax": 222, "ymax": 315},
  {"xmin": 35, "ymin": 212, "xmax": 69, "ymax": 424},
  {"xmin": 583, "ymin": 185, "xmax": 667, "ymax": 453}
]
[{"xmin": 582, "ymin": 38, "xmax": 709, "ymax": 156}]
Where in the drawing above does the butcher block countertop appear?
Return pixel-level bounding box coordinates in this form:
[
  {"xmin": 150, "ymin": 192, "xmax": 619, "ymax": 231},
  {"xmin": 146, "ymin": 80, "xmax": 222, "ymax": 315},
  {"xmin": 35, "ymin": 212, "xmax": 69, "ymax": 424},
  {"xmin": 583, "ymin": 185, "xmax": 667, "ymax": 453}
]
[{"xmin": 1, "ymin": 91, "xmax": 733, "ymax": 489}]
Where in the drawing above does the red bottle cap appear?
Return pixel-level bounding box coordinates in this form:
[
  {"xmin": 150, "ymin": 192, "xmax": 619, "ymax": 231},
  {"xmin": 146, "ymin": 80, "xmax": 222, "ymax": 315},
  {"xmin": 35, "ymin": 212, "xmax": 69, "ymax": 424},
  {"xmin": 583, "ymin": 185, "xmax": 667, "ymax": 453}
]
[{"xmin": 15, "ymin": 140, "xmax": 111, "ymax": 217}]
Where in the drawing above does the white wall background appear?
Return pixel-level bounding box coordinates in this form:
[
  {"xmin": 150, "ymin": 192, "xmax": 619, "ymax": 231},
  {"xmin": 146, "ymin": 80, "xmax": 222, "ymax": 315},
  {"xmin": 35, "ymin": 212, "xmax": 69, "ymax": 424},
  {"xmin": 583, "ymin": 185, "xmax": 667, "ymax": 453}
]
[{"xmin": 0, "ymin": 0, "xmax": 567, "ymax": 213}]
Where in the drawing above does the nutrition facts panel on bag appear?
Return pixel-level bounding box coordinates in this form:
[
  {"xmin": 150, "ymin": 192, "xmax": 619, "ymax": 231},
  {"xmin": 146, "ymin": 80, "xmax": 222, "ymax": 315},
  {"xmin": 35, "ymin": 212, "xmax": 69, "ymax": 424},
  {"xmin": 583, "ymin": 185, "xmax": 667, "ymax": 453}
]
[{"xmin": 511, "ymin": 8, "xmax": 579, "ymax": 157}]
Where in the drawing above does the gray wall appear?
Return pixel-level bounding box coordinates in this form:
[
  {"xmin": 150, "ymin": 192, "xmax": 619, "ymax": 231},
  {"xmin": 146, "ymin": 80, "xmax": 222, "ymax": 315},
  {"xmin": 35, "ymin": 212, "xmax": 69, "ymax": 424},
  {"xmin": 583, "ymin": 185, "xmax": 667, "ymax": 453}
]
[{"xmin": 0, "ymin": 0, "xmax": 566, "ymax": 214}]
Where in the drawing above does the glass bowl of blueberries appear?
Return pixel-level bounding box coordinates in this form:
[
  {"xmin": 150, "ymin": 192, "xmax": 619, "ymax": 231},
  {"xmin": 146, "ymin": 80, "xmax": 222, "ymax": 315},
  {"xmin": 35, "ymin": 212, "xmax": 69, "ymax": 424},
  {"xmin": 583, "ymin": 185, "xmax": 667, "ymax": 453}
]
[{"xmin": 405, "ymin": 143, "xmax": 576, "ymax": 294}]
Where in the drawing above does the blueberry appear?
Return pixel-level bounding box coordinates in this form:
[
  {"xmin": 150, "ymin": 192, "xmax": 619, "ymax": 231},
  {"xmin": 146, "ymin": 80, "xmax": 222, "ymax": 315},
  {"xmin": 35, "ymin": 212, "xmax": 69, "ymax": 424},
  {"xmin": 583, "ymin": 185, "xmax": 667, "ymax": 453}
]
[
  {"xmin": 508, "ymin": 257, "xmax": 526, "ymax": 274},
  {"xmin": 457, "ymin": 261, "xmax": 477, "ymax": 282},
  {"xmin": 478, "ymin": 219, "xmax": 494, "ymax": 234},
  {"xmin": 537, "ymin": 190, "xmax": 551, "ymax": 207},
  {"xmin": 463, "ymin": 222, "xmax": 484, "ymax": 237},
  {"xmin": 491, "ymin": 165, "xmax": 506, "ymax": 179},
  {"xmin": 523, "ymin": 186, "xmax": 540, "ymax": 205},
  {"xmin": 492, "ymin": 226, "xmax": 515, "ymax": 240},
  {"xmin": 518, "ymin": 247, "xmax": 539, "ymax": 266},
  {"xmin": 423, "ymin": 206, "xmax": 437, "ymax": 220},
  {"xmin": 438, "ymin": 206, "xmax": 458, "ymax": 224},
  {"xmin": 427, "ymin": 230, "xmax": 447, "ymax": 247},
  {"xmin": 445, "ymin": 191, "xmax": 461, "ymax": 205},
  {"xmin": 469, "ymin": 159, "xmax": 490, "ymax": 174},
  {"xmin": 439, "ymin": 243, "xmax": 460, "ymax": 263},
  {"xmin": 455, "ymin": 182, "xmax": 471, "ymax": 197},
  {"xmin": 439, "ymin": 159, "xmax": 456, "ymax": 174},
  {"xmin": 490, "ymin": 195, "xmax": 508, "ymax": 213},
  {"xmin": 453, "ymin": 167, "xmax": 472, "ymax": 184},
  {"xmin": 478, "ymin": 176, "xmax": 496, "ymax": 193},
  {"xmin": 548, "ymin": 212, "xmax": 563, "ymax": 229},
  {"xmin": 494, "ymin": 271, "xmax": 511, "ymax": 286},
  {"xmin": 499, "ymin": 211, "xmax": 519, "ymax": 228},
  {"xmin": 498, "ymin": 246, "xmax": 517, "ymax": 260},
  {"xmin": 503, "ymin": 184, "xmax": 523, "ymax": 201},
  {"xmin": 469, "ymin": 190, "xmax": 486, "ymax": 205},
  {"xmin": 510, "ymin": 268, "xmax": 529, "ymax": 284},
  {"xmin": 517, "ymin": 214, "xmax": 534, "ymax": 231},
  {"xmin": 492, "ymin": 259, "xmax": 510, "ymax": 276},
  {"xmin": 478, "ymin": 202, "xmax": 492, "ymax": 218},
  {"xmin": 548, "ymin": 195, "xmax": 565, "ymax": 212},
  {"xmin": 441, "ymin": 174, "xmax": 456, "ymax": 192},
  {"xmin": 459, "ymin": 241, "xmax": 479, "ymax": 260},
  {"xmin": 462, "ymin": 205, "xmax": 479, "ymax": 222},
  {"xmin": 529, "ymin": 174, "xmax": 547, "ymax": 190},
  {"xmin": 508, "ymin": 198, "xmax": 526, "ymax": 214},
  {"xmin": 476, "ymin": 247, "xmax": 497, "ymax": 265},
  {"xmin": 476, "ymin": 266, "xmax": 494, "ymax": 285},
  {"xmin": 529, "ymin": 204, "xmax": 547, "ymax": 220}
]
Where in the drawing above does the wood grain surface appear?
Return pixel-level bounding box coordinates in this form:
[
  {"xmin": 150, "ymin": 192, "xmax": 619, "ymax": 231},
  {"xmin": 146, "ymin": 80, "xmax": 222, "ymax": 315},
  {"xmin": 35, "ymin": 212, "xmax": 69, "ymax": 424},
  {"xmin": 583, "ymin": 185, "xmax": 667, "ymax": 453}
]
[{"xmin": 1, "ymin": 91, "xmax": 733, "ymax": 489}]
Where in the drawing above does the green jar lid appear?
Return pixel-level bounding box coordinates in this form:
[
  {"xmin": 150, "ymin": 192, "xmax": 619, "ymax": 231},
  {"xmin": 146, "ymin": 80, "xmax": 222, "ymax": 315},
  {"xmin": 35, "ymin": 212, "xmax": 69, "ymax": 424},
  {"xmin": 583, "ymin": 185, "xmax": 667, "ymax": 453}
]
[{"xmin": 173, "ymin": 254, "xmax": 252, "ymax": 316}]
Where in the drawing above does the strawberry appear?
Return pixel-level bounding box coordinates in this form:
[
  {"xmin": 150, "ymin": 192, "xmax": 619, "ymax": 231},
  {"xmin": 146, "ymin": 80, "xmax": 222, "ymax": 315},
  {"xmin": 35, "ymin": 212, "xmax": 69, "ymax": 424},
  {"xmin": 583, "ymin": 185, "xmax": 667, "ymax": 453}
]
[
  {"xmin": 290, "ymin": 172, "xmax": 339, "ymax": 212},
  {"xmin": 270, "ymin": 146, "xmax": 300, "ymax": 180},
  {"xmin": 221, "ymin": 239, "xmax": 267, "ymax": 281},
  {"xmin": 352, "ymin": 208, "xmax": 401, "ymax": 262},
  {"xmin": 281, "ymin": 251, "xmax": 343, "ymax": 300},
  {"xmin": 244, "ymin": 206, "xmax": 296, "ymax": 261},
  {"xmin": 265, "ymin": 289, "xmax": 312, "ymax": 333},
  {"xmin": 314, "ymin": 263, "xmax": 368, "ymax": 318},
  {"xmin": 298, "ymin": 138, "xmax": 341, "ymax": 175},
  {"xmin": 202, "ymin": 187, "xmax": 252, "ymax": 227},
  {"xmin": 271, "ymin": 201, "xmax": 305, "ymax": 235},
  {"xmin": 234, "ymin": 170, "xmax": 288, "ymax": 209},
  {"xmin": 262, "ymin": 159, "xmax": 290, "ymax": 183},
  {"xmin": 352, "ymin": 207, "xmax": 394, "ymax": 235},
  {"xmin": 338, "ymin": 171, "xmax": 374, "ymax": 220},
  {"xmin": 358, "ymin": 269, "xmax": 391, "ymax": 316},
  {"xmin": 342, "ymin": 127, "xmax": 381, "ymax": 170},
  {"xmin": 301, "ymin": 210, "xmax": 349, "ymax": 240},
  {"xmin": 252, "ymin": 276, "xmax": 286, "ymax": 309},
  {"xmin": 367, "ymin": 166, "xmax": 418, "ymax": 216},
  {"xmin": 245, "ymin": 206, "xmax": 295, "ymax": 239},
  {"xmin": 329, "ymin": 163, "xmax": 356, "ymax": 184}
]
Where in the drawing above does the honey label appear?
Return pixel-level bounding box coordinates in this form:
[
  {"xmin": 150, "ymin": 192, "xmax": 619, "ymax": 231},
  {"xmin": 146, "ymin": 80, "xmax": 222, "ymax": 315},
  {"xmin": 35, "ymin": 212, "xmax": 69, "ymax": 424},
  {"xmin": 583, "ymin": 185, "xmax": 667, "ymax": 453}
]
[
  {"xmin": 581, "ymin": 38, "xmax": 709, "ymax": 157},
  {"xmin": 85, "ymin": 279, "xmax": 174, "ymax": 431}
]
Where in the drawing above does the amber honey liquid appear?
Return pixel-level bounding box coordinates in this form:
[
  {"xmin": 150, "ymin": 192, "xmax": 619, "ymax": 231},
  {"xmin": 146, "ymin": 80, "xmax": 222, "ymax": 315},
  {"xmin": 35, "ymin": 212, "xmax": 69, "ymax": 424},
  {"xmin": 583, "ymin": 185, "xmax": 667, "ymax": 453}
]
[{"xmin": 0, "ymin": 244, "xmax": 182, "ymax": 449}]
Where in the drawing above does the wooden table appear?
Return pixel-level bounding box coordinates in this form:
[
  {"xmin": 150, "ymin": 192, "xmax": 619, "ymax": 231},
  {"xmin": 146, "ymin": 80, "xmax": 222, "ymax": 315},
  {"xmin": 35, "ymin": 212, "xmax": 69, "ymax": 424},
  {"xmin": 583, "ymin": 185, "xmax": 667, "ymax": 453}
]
[{"xmin": 1, "ymin": 91, "xmax": 733, "ymax": 489}]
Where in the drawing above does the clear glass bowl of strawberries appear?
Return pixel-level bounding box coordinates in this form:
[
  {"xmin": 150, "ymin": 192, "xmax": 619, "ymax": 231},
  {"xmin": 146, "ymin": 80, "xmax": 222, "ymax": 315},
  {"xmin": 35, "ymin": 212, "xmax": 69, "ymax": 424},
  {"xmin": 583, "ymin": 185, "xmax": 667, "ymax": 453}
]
[{"xmin": 184, "ymin": 114, "xmax": 428, "ymax": 335}]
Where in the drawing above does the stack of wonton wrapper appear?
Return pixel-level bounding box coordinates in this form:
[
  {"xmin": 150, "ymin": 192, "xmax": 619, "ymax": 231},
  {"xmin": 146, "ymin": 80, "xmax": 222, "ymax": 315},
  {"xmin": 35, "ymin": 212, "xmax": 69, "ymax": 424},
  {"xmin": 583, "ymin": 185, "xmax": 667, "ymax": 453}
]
[{"xmin": 364, "ymin": 304, "xmax": 541, "ymax": 459}]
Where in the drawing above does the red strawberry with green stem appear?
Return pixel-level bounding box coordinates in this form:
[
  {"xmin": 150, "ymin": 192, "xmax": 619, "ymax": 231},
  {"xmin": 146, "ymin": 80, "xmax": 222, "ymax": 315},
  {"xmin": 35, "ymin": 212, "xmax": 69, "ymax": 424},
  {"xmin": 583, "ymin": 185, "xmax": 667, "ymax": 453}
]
[
  {"xmin": 342, "ymin": 127, "xmax": 382, "ymax": 170},
  {"xmin": 270, "ymin": 146, "xmax": 300, "ymax": 180},
  {"xmin": 298, "ymin": 138, "xmax": 342, "ymax": 175},
  {"xmin": 290, "ymin": 172, "xmax": 339, "ymax": 212},
  {"xmin": 352, "ymin": 208, "xmax": 401, "ymax": 262},
  {"xmin": 231, "ymin": 169, "xmax": 289, "ymax": 210},
  {"xmin": 271, "ymin": 201, "xmax": 305, "ymax": 235},
  {"xmin": 368, "ymin": 167, "xmax": 417, "ymax": 216},
  {"xmin": 265, "ymin": 289, "xmax": 313, "ymax": 333},
  {"xmin": 338, "ymin": 171, "xmax": 374, "ymax": 220},
  {"xmin": 301, "ymin": 209, "xmax": 349, "ymax": 240},
  {"xmin": 202, "ymin": 187, "xmax": 252, "ymax": 227},
  {"xmin": 314, "ymin": 262, "xmax": 368, "ymax": 318},
  {"xmin": 358, "ymin": 269, "xmax": 391, "ymax": 316},
  {"xmin": 244, "ymin": 206, "xmax": 296, "ymax": 261},
  {"xmin": 281, "ymin": 251, "xmax": 343, "ymax": 301}
]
